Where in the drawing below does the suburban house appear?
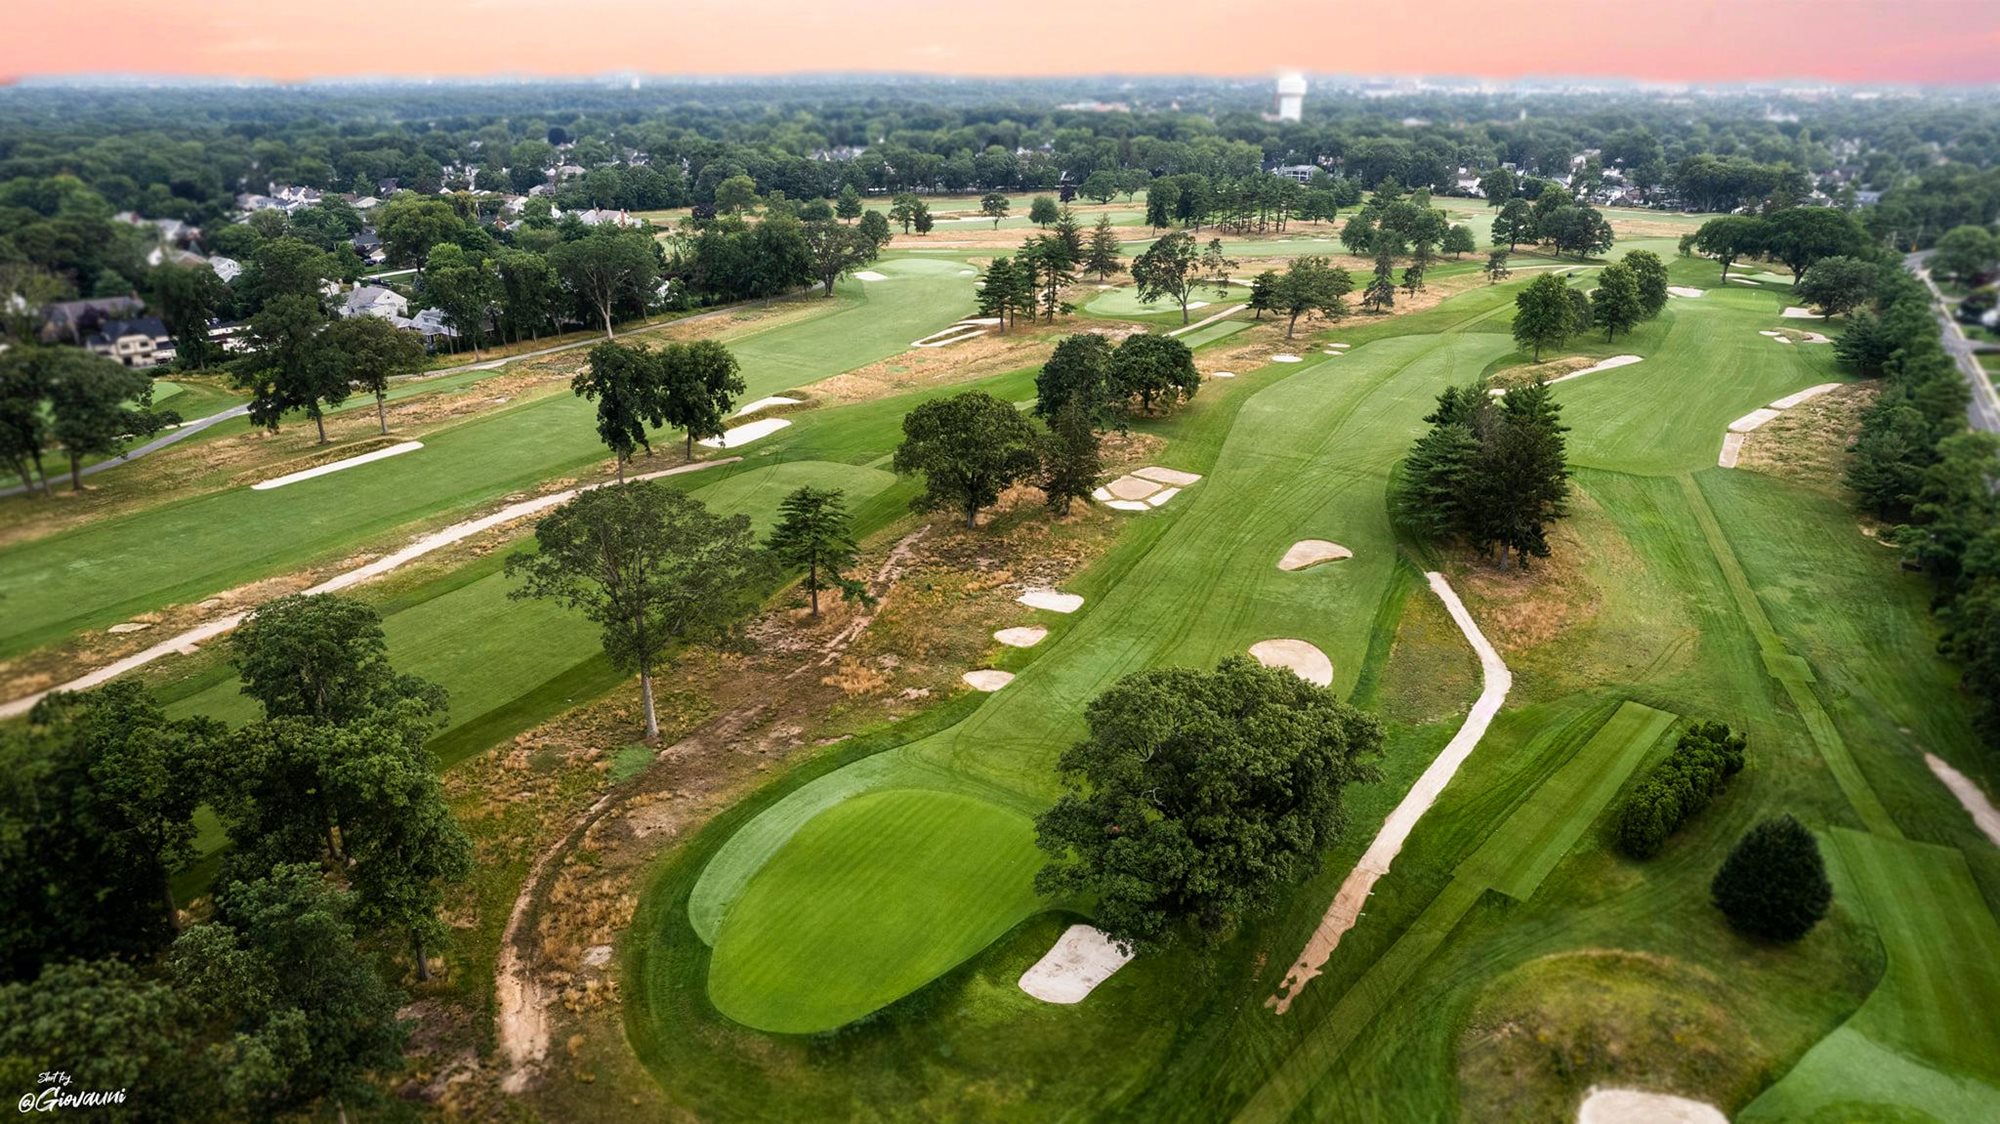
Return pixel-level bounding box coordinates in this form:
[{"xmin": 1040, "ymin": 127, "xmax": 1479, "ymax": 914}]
[
  {"xmin": 575, "ymin": 208, "xmax": 638, "ymax": 227},
  {"xmin": 388, "ymin": 307, "xmax": 460, "ymax": 346},
  {"xmin": 352, "ymin": 229, "xmax": 387, "ymax": 265},
  {"xmin": 84, "ymin": 318, "xmax": 177, "ymax": 368},
  {"xmin": 340, "ymin": 284, "xmax": 409, "ymax": 320},
  {"xmin": 38, "ymin": 296, "xmax": 146, "ymax": 345},
  {"xmin": 209, "ymin": 256, "xmax": 243, "ymax": 283}
]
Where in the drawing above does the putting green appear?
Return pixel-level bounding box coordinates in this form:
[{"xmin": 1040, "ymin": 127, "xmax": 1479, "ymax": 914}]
[{"xmin": 707, "ymin": 788, "xmax": 1044, "ymax": 1033}]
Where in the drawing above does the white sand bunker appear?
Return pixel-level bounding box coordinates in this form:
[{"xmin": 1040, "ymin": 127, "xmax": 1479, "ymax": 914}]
[
  {"xmin": 1092, "ymin": 466, "xmax": 1200, "ymax": 512},
  {"xmin": 697, "ymin": 417, "xmax": 791, "ymax": 449},
  {"xmin": 735, "ymin": 395, "xmax": 801, "ymax": 416},
  {"xmin": 1926, "ymin": 752, "xmax": 2000, "ymax": 848},
  {"xmin": 252, "ymin": 441, "xmax": 423, "ymax": 490},
  {"xmin": 1018, "ymin": 588, "xmax": 1084, "ymax": 614},
  {"xmin": 1557, "ymin": 355, "xmax": 1642, "ymax": 383},
  {"xmin": 1668, "ymin": 286, "xmax": 1705, "ymax": 298},
  {"xmin": 1577, "ymin": 1088, "xmax": 1725, "ymax": 1124},
  {"xmin": 994, "ymin": 626, "xmax": 1047, "ymax": 648},
  {"xmin": 1248, "ymin": 639, "xmax": 1333, "ymax": 688},
  {"xmin": 1728, "ymin": 408, "xmax": 1782, "ymax": 433},
  {"xmin": 853, "ymin": 270, "xmax": 889, "ymax": 281},
  {"xmin": 962, "ymin": 669, "xmax": 1014, "ymax": 692},
  {"xmin": 1018, "ymin": 924, "xmax": 1133, "ymax": 1003},
  {"xmin": 911, "ymin": 321, "xmax": 990, "ymax": 348},
  {"xmin": 1278, "ymin": 540, "xmax": 1352, "ymax": 571},
  {"xmin": 1730, "ymin": 277, "xmax": 1762, "ymax": 285},
  {"xmin": 1780, "ymin": 306, "xmax": 1821, "ymax": 319},
  {"xmin": 1717, "ymin": 432, "xmax": 1747, "ymax": 469},
  {"xmin": 1770, "ymin": 383, "xmax": 1841, "ymax": 409},
  {"xmin": 107, "ymin": 622, "xmax": 152, "ymax": 634},
  {"xmin": 1209, "ymin": 370, "xmax": 1236, "ymax": 379},
  {"xmin": 1272, "ymin": 353, "xmax": 1303, "ymax": 363}
]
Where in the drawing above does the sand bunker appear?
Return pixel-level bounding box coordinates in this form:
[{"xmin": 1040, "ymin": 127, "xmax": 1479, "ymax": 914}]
[
  {"xmin": 1209, "ymin": 370, "xmax": 1236, "ymax": 379},
  {"xmin": 1577, "ymin": 1088, "xmax": 1725, "ymax": 1124},
  {"xmin": 252, "ymin": 440, "xmax": 423, "ymax": 490},
  {"xmin": 1272, "ymin": 353, "xmax": 1303, "ymax": 363},
  {"xmin": 1668, "ymin": 286, "xmax": 1705, "ymax": 298},
  {"xmin": 1497, "ymin": 355, "xmax": 1643, "ymax": 397},
  {"xmin": 735, "ymin": 395, "xmax": 802, "ymax": 416},
  {"xmin": 1770, "ymin": 383, "xmax": 1841, "ymax": 409},
  {"xmin": 1925, "ymin": 752, "xmax": 2000, "ymax": 848},
  {"xmin": 1728, "ymin": 408, "xmax": 1782, "ymax": 433},
  {"xmin": 107, "ymin": 622, "xmax": 152, "ymax": 634},
  {"xmin": 697, "ymin": 417, "xmax": 791, "ymax": 449},
  {"xmin": 911, "ymin": 321, "xmax": 990, "ymax": 348},
  {"xmin": 1269, "ymin": 572, "xmax": 1511, "ymax": 1014},
  {"xmin": 1730, "ymin": 277, "xmax": 1762, "ymax": 285},
  {"xmin": 853, "ymin": 270, "xmax": 889, "ymax": 281},
  {"xmin": 1018, "ymin": 588, "xmax": 1084, "ymax": 613},
  {"xmin": 1093, "ymin": 467, "xmax": 1200, "ymax": 511},
  {"xmin": 962, "ymin": 669, "xmax": 1015, "ymax": 692},
  {"xmin": 1018, "ymin": 924, "xmax": 1134, "ymax": 1003},
  {"xmin": 1278, "ymin": 540, "xmax": 1353, "ymax": 571},
  {"xmin": 994, "ymin": 626, "xmax": 1048, "ymax": 648},
  {"xmin": 1248, "ymin": 639, "xmax": 1334, "ymax": 688},
  {"xmin": 1718, "ymin": 432, "xmax": 1746, "ymax": 469},
  {"xmin": 1780, "ymin": 306, "xmax": 1821, "ymax": 319}
]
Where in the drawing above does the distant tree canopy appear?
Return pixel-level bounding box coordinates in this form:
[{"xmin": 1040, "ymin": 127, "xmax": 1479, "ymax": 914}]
[{"xmin": 1033, "ymin": 657, "xmax": 1383, "ymax": 953}]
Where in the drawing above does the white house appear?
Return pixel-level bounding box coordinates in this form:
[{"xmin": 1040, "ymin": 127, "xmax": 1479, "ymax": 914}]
[
  {"xmin": 210, "ymin": 257, "xmax": 242, "ymax": 283},
  {"xmin": 340, "ymin": 284, "xmax": 410, "ymax": 320}
]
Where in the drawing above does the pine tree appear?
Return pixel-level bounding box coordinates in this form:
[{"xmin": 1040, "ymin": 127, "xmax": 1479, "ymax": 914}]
[
  {"xmin": 976, "ymin": 257, "xmax": 1016, "ymax": 327},
  {"xmin": 766, "ymin": 486, "xmax": 867, "ymax": 617},
  {"xmin": 1086, "ymin": 214, "xmax": 1122, "ymax": 280},
  {"xmin": 836, "ymin": 184, "xmax": 863, "ymax": 221},
  {"xmin": 1712, "ymin": 814, "xmax": 1832, "ymax": 942},
  {"xmin": 1400, "ymin": 263, "xmax": 1425, "ymax": 297},
  {"xmin": 1053, "ymin": 205, "xmax": 1085, "ymax": 261},
  {"xmin": 1485, "ymin": 249, "xmax": 1511, "ymax": 284},
  {"xmin": 1039, "ymin": 400, "xmax": 1102, "ymax": 515},
  {"xmin": 1363, "ymin": 249, "xmax": 1397, "ymax": 313},
  {"xmin": 1248, "ymin": 270, "xmax": 1279, "ymax": 319}
]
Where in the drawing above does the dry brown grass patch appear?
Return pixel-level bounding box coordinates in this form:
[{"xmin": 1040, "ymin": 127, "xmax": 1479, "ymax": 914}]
[{"xmin": 1738, "ymin": 382, "xmax": 1876, "ymax": 492}]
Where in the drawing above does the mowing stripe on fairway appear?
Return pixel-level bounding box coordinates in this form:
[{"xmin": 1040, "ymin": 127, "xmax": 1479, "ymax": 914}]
[{"xmin": 1236, "ymin": 699, "xmax": 1676, "ymax": 1124}]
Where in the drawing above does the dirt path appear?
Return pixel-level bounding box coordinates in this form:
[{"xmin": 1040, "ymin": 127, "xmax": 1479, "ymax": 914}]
[
  {"xmin": 0, "ymin": 457, "xmax": 740, "ymax": 720},
  {"xmin": 494, "ymin": 527, "xmax": 928, "ymax": 1093},
  {"xmin": 1925, "ymin": 752, "xmax": 2000, "ymax": 848},
  {"xmin": 1266, "ymin": 571, "xmax": 1511, "ymax": 1014}
]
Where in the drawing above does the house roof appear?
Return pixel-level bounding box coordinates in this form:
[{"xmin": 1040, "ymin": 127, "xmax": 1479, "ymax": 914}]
[
  {"xmin": 85, "ymin": 318, "xmax": 171, "ymax": 346},
  {"xmin": 342, "ymin": 284, "xmax": 406, "ymax": 313}
]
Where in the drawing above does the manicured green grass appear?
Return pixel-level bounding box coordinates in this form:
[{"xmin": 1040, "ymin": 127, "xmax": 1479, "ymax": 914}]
[{"xmin": 707, "ymin": 788, "xmax": 1045, "ymax": 1033}]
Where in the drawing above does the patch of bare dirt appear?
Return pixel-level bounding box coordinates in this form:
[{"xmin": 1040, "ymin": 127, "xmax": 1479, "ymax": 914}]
[
  {"xmin": 1446, "ymin": 501, "xmax": 1605, "ymax": 655},
  {"xmin": 1737, "ymin": 382, "xmax": 1877, "ymax": 491}
]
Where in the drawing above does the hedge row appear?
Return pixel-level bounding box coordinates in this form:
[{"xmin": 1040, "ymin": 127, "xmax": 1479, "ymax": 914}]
[{"xmin": 1615, "ymin": 721, "xmax": 1747, "ymax": 859}]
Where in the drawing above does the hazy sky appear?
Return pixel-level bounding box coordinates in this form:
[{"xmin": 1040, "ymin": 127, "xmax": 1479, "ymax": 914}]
[{"xmin": 5, "ymin": 0, "xmax": 1998, "ymax": 85}]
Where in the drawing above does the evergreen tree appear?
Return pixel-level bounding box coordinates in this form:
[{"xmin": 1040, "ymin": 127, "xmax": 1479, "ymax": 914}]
[
  {"xmin": 766, "ymin": 486, "xmax": 866, "ymax": 617},
  {"xmin": 1485, "ymin": 249, "xmax": 1512, "ymax": 284},
  {"xmin": 1248, "ymin": 270, "xmax": 1279, "ymax": 319},
  {"xmin": 835, "ymin": 184, "xmax": 864, "ymax": 221},
  {"xmin": 1053, "ymin": 205, "xmax": 1085, "ymax": 260},
  {"xmin": 1085, "ymin": 214, "xmax": 1122, "ymax": 280},
  {"xmin": 1712, "ymin": 814, "xmax": 1832, "ymax": 942},
  {"xmin": 1363, "ymin": 248, "xmax": 1397, "ymax": 312}
]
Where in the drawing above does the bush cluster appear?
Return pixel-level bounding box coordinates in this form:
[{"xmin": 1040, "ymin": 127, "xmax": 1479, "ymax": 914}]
[{"xmin": 1615, "ymin": 721, "xmax": 1747, "ymax": 859}]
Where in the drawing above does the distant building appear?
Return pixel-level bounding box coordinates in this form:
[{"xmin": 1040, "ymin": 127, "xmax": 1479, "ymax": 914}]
[
  {"xmin": 38, "ymin": 296, "xmax": 146, "ymax": 345},
  {"xmin": 1275, "ymin": 72, "xmax": 1306, "ymax": 123},
  {"xmin": 1273, "ymin": 164, "xmax": 1320, "ymax": 184},
  {"xmin": 209, "ymin": 257, "xmax": 242, "ymax": 283},
  {"xmin": 85, "ymin": 318, "xmax": 176, "ymax": 369},
  {"xmin": 339, "ymin": 284, "xmax": 409, "ymax": 321}
]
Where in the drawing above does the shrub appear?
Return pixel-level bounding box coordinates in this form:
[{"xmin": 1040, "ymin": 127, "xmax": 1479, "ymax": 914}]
[
  {"xmin": 1712, "ymin": 814, "xmax": 1832, "ymax": 942},
  {"xmin": 1614, "ymin": 721, "xmax": 1747, "ymax": 859}
]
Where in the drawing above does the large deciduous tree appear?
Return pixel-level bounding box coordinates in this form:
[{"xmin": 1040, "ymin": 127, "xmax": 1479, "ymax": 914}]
[
  {"xmin": 1796, "ymin": 256, "xmax": 1880, "ymax": 320},
  {"xmin": 508, "ymin": 481, "xmax": 761, "ymax": 739},
  {"xmin": 1511, "ymin": 271, "xmax": 1580, "ymax": 361},
  {"xmin": 573, "ymin": 340, "xmax": 667, "ymax": 480},
  {"xmin": 1691, "ymin": 215, "xmax": 1769, "ymax": 281},
  {"xmin": 1272, "ymin": 255, "xmax": 1355, "ymax": 338},
  {"xmin": 549, "ymin": 227, "xmax": 660, "ymax": 339},
  {"xmin": 1033, "ymin": 656, "xmax": 1383, "ymax": 952},
  {"xmin": 1130, "ymin": 230, "xmax": 1203, "ymax": 324},
  {"xmin": 661, "ymin": 339, "xmax": 745, "ymax": 459},
  {"xmin": 47, "ymin": 349, "xmax": 175, "ymax": 487},
  {"xmin": 891, "ymin": 390, "xmax": 1042, "ymax": 528},
  {"xmin": 1110, "ymin": 332, "xmax": 1200, "ymax": 416},
  {"xmin": 1591, "ymin": 261, "xmax": 1645, "ymax": 341},
  {"xmin": 803, "ymin": 218, "xmax": 880, "ymax": 297},
  {"xmin": 320, "ymin": 314, "xmax": 428, "ymax": 435}
]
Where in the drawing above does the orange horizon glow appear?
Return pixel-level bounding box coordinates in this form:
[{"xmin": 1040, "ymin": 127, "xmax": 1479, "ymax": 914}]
[{"xmin": 3, "ymin": 1, "xmax": 1998, "ymax": 87}]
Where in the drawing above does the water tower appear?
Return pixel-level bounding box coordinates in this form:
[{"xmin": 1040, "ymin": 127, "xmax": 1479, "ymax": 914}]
[{"xmin": 1275, "ymin": 72, "xmax": 1307, "ymax": 123}]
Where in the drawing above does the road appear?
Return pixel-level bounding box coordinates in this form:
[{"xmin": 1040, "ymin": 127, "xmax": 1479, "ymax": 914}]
[{"xmin": 1907, "ymin": 250, "xmax": 2000, "ymax": 434}]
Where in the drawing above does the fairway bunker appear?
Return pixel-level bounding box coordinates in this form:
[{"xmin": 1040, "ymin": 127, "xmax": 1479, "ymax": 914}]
[
  {"xmin": 1018, "ymin": 924, "xmax": 1134, "ymax": 1003},
  {"xmin": 1018, "ymin": 588, "xmax": 1084, "ymax": 613},
  {"xmin": 1780, "ymin": 306, "xmax": 1823, "ymax": 319},
  {"xmin": 1730, "ymin": 277, "xmax": 1762, "ymax": 285},
  {"xmin": 251, "ymin": 440, "xmax": 424, "ymax": 490},
  {"xmin": 1925, "ymin": 752, "xmax": 2000, "ymax": 848},
  {"xmin": 1668, "ymin": 286, "xmax": 1706, "ymax": 298},
  {"xmin": 1278, "ymin": 540, "xmax": 1352, "ymax": 571},
  {"xmin": 961, "ymin": 669, "xmax": 1014, "ymax": 691},
  {"xmin": 735, "ymin": 395, "xmax": 802, "ymax": 416},
  {"xmin": 853, "ymin": 270, "xmax": 889, "ymax": 281},
  {"xmin": 1092, "ymin": 466, "xmax": 1200, "ymax": 512},
  {"xmin": 1248, "ymin": 639, "xmax": 1333, "ymax": 687},
  {"xmin": 1576, "ymin": 1088, "xmax": 1725, "ymax": 1124},
  {"xmin": 1272, "ymin": 353, "xmax": 1303, "ymax": 363},
  {"xmin": 993, "ymin": 626, "xmax": 1047, "ymax": 648},
  {"xmin": 910, "ymin": 320, "xmax": 998, "ymax": 349},
  {"xmin": 1208, "ymin": 370, "xmax": 1236, "ymax": 379},
  {"xmin": 1721, "ymin": 383, "xmax": 1844, "ymax": 467},
  {"xmin": 697, "ymin": 417, "xmax": 792, "ymax": 449},
  {"xmin": 1491, "ymin": 355, "xmax": 1642, "ymax": 396}
]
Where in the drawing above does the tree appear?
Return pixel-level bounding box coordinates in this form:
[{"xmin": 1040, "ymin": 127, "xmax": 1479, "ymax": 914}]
[
  {"xmin": 1933, "ymin": 224, "xmax": 1999, "ymax": 283},
  {"xmin": 0, "ymin": 348, "xmax": 53, "ymax": 492},
  {"xmin": 1054, "ymin": 206, "xmax": 1085, "ymax": 261},
  {"xmin": 573, "ymin": 340, "xmax": 668, "ymax": 480},
  {"xmin": 319, "ymin": 314, "xmax": 427, "ymax": 435},
  {"xmin": 46, "ymin": 350, "xmax": 174, "ymax": 488},
  {"xmin": 1591, "ymin": 261, "xmax": 1645, "ymax": 341},
  {"xmin": 376, "ymin": 195, "xmax": 467, "ymax": 266},
  {"xmin": 1130, "ymin": 230, "xmax": 1203, "ymax": 324},
  {"xmin": 1765, "ymin": 206, "xmax": 1867, "ymax": 279},
  {"xmin": 1512, "ymin": 272, "xmax": 1578, "ymax": 361},
  {"xmin": 1401, "ymin": 263, "xmax": 1425, "ymax": 297},
  {"xmin": 1623, "ymin": 248, "xmax": 1670, "ymax": 317},
  {"xmin": 1692, "ymin": 215, "xmax": 1769, "ymax": 281},
  {"xmin": 980, "ymin": 191, "xmax": 1010, "ymax": 229},
  {"xmin": 239, "ymin": 293, "xmax": 341, "ymax": 442},
  {"xmin": 1085, "ymin": 214, "xmax": 1122, "ymax": 280},
  {"xmin": 888, "ymin": 192, "xmax": 920, "ymax": 233},
  {"xmin": 836, "ymin": 184, "xmax": 864, "ymax": 222},
  {"xmin": 1398, "ymin": 378, "xmax": 1571, "ymax": 567},
  {"xmin": 231, "ymin": 593, "xmax": 441, "ymax": 727},
  {"xmin": 1033, "ymin": 657, "xmax": 1382, "ymax": 952},
  {"xmin": 1201, "ymin": 237, "xmax": 1238, "ymax": 295},
  {"xmin": 1019, "ymin": 235, "xmax": 1078, "ymax": 322},
  {"xmin": 1273, "ymin": 255, "xmax": 1355, "ymax": 338},
  {"xmin": 1145, "ymin": 178, "xmax": 1181, "ymax": 230},
  {"xmin": 1491, "ymin": 199, "xmax": 1532, "ymax": 251},
  {"xmin": 803, "ymin": 217, "xmax": 879, "ymax": 298},
  {"xmin": 1362, "ymin": 248, "xmax": 1397, "ymax": 312},
  {"xmin": 1485, "ymin": 249, "xmax": 1512, "ymax": 284},
  {"xmin": 1614, "ymin": 722, "xmax": 1747, "ymax": 859},
  {"xmin": 713, "ymin": 174, "xmax": 759, "ymax": 215},
  {"xmin": 1796, "ymin": 256, "xmax": 1879, "ymax": 319},
  {"xmin": 857, "ymin": 209, "xmax": 893, "ymax": 250},
  {"xmin": 549, "ymin": 227, "xmax": 660, "ymax": 339},
  {"xmin": 151, "ymin": 262, "xmax": 229, "ymax": 370},
  {"xmin": 1442, "ymin": 224, "xmax": 1477, "ymax": 258},
  {"xmin": 1029, "ymin": 195, "xmax": 1060, "ymax": 227},
  {"xmin": 891, "ymin": 390, "xmax": 1042, "ymax": 528},
  {"xmin": 508, "ymin": 482, "xmax": 761, "ymax": 739},
  {"xmin": 1039, "ymin": 399, "xmax": 1101, "ymax": 515},
  {"xmin": 661, "ymin": 339, "xmax": 746, "ymax": 459},
  {"xmin": 1035, "ymin": 332, "xmax": 1116, "ymax": 426},
  {"xmin": 1247, "ymin": 270, "xmax": 1279, "ymax": 318},
  {"xmin": 766, "ymin": 486, "xmax": 866, "ymax": 617},
  {"xmin": 912, "ymin": 202, "xmax": 935, "ymax": 236},
  {"xmin": 1081, "ymin": 171, "xmax": 1119, "ymax": 204},
  {"xmin": 0, "ymin": 959, "xmax": 214, "ymax": 1119},
  {"xmin": 1110, "ymin": 332, "xmax": 1201, "ymax": 416},
  {"xmin": 421, "ymin": 243, "xmax": 498, "ymax": 358},
  {"xmin": 1479, "ymin": 167, "xmax": 1518, "ymax": 205},
  {"xmin": 1712, "ymin": 814, "xmax": 1832, "ymax": 942}
]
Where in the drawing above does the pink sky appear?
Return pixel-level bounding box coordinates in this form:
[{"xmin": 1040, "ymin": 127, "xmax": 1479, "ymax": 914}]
[{"xmin": 5, "ymin": 0, "xmax": 1998, "ymax": 85}]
